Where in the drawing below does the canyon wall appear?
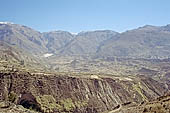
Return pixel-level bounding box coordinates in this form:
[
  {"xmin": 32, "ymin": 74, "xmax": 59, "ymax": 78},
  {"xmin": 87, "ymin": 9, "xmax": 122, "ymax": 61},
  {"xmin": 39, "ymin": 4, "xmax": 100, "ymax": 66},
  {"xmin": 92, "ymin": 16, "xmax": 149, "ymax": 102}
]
[{"xmin": 0, "ymin": 72, "xmax": 168, "ymax": 113}]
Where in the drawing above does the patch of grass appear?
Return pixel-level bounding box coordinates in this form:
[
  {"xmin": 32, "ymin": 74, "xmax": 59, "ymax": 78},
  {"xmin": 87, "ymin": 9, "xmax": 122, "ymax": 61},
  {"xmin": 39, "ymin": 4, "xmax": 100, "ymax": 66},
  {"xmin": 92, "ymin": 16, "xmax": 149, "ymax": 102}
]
[
  {"xmin": 8, "ymin": 91, "xmax": 17, "ymax": 103},
  {"xmin": 59, "ymin": 98, "xmax": 75, "ymax": 112},
  {"xmin": 36, "ymin": 95, "xmax": 88, "ymax": 112},
  {"xmin": 58, "ymin": 98, "xmax": 88, "ymax": 112},
  {"xmin": 36, "ymin": 95, "xmax": 62, "ymax": 113}
]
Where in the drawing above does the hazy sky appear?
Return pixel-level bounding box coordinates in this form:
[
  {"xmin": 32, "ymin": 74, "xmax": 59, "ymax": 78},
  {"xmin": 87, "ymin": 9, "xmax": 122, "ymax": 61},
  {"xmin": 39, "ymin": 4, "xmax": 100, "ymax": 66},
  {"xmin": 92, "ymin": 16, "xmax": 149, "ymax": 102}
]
[{"xmin": 0, "ymin": 0, "xmax": 170, "ymax": 33}]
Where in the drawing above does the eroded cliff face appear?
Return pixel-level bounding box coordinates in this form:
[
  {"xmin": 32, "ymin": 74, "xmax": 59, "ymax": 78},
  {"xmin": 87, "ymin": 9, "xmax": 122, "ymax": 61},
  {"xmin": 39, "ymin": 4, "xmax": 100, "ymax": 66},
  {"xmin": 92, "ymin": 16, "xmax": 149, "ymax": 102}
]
[
  {"xmin": 116, "ymin": 93, "xmax": 170, "ymax": 113},
  {"xmin": 0, "ymin": 72, "xmax": 168, "ymax": 113}
]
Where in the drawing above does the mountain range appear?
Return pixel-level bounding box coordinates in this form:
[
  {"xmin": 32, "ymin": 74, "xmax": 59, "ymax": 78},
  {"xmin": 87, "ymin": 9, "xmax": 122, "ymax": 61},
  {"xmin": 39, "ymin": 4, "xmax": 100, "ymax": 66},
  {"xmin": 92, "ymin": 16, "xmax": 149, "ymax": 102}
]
[
  {"xmin": 1, "ymin": 22, "xmax": 170, "ymax": 113},
  {"xmin": 1, "ymin": 22, "xmax": 170, "ymax": 66}
]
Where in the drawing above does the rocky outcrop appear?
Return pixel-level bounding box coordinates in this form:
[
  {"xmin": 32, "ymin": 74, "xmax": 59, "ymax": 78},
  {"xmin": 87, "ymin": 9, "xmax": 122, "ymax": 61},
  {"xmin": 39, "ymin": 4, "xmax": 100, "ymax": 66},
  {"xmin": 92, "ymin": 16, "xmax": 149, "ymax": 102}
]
[
  {"xmin": 115, "ymin": 93, "xmax": 170, "ymax": 113},
  {"xmin": 0, "ymin": 72, "xmax": 168, "ymax": 113}
]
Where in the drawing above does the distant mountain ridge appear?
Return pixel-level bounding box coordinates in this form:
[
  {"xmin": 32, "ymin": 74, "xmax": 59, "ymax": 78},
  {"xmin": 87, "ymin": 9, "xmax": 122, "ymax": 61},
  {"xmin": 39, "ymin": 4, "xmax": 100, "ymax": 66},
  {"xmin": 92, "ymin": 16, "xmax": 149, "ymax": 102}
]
[
  {"xmin": 60, "ymin": 30, "xmax": 118, "ymax": 55},
  {"xmin": 1, "ymin": 22, "xmax": 170, "ymax": 60},
  {"xmin": 98, "ymin": 24, "xmax": 170, "ymax": 58},
  {"xmin": 43, "ymin": 30, "xmax": 75, "ymax": 53}
]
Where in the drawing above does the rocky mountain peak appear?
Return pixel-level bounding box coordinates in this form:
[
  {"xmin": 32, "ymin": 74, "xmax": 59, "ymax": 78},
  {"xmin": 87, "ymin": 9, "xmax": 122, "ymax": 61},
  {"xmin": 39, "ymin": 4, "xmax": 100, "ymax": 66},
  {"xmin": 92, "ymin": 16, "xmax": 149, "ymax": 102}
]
[{"xmin": 162, "ymin": 24, "xmax": 170, "ymax": 31}]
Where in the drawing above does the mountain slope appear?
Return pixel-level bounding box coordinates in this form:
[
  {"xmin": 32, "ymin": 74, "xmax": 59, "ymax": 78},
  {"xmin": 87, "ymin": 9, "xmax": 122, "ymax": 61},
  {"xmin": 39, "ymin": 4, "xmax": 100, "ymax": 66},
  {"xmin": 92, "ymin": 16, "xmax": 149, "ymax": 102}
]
[
  {"xmin": 115, "ymin": 93, "xmax": 170, "ymax": 113},
  {"xmin": 98, "ymin": 25, "xmax": 170, "ymax": 58},
  {"xmin": 0, "ymin": 41, "xmax": 49, "ymax": 73},
  {"xmin": 60, "ymin": 30, "xmax": 118, "ymax": 55},
  {"xmin": 43, "ymin": 31, "xmax": 75, "ymax": 53},
  {"xmin": 0, "ymin": 22, "xmax": 47, "ymax": 55},
  {"xmin": 0, "ymin": 41, "xmax": 36, "ymax": 63}
]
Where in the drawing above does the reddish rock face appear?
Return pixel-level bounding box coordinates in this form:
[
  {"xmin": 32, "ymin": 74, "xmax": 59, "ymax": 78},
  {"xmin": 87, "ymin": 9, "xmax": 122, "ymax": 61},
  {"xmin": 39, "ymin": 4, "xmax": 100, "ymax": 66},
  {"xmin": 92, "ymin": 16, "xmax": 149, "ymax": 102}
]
[{"xmin": 0, "ymin": 72, "xmax": 168, "ymax": 113}]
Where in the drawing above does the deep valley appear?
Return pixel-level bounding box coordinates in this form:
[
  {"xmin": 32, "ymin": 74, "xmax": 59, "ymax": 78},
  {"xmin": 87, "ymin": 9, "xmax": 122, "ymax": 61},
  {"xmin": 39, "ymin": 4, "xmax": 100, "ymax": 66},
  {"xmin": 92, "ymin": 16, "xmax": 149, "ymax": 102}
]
[{"xmin": 1, "ymin": 22, "xmax": 170, "ymax": 113}]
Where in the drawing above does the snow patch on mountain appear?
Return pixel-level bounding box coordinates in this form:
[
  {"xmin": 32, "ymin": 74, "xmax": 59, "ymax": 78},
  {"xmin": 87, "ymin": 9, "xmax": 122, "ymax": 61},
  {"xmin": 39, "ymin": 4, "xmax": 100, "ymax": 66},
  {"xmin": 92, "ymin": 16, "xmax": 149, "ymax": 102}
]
[
  {"xmin": 71, "ymin": 32, "xmax": 78, "ymax": 35},
  {"xmin": 43, "ymin": 53, "xmax": 53, "ymax": 57},
  {"xmin": 0, "ymin": 22, "xmax": 14, "ymax": 24}
]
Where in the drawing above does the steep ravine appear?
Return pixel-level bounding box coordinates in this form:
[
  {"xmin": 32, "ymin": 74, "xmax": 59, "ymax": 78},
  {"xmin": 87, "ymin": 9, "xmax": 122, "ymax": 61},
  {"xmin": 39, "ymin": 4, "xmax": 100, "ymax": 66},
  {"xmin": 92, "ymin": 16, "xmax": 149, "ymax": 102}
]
[{"xmin": 0, "ymin": 72, "xmax": 168, "ymax": 113}]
